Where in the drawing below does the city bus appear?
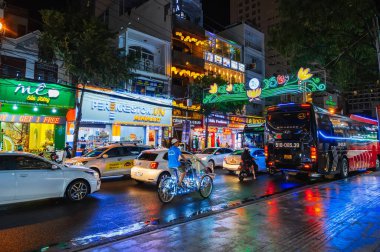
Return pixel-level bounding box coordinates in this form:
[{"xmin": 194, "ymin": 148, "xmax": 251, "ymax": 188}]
[
  {"xmin": 242, "ymin": 124, "xmax": 265, "ymax": 149},
  {"xmin": 264, "ymin": 103, "xmax": 380, "ymax": 179}
]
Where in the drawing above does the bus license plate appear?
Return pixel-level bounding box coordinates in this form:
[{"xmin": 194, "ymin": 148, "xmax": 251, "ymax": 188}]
[
  {"xmin": 284, "ymin": 155, "xmax": 292, "ymax": 160},
  {"xmin": 275, "ymin": 142, "xmax": 300, "ymax": 148}
]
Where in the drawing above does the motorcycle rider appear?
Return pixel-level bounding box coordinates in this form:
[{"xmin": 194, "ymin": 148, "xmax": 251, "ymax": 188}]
[
  {"xmin": 168, "ymin": 138, "xmax": 188, "ymax": 186},
  {"xmin": 240, "ymin": 146, "xmax": 257, "ymax": 180}
]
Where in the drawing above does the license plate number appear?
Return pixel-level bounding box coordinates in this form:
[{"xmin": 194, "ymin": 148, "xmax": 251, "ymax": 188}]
[
  {"xmin": 135, "ymin": 172, "xmax": 143, "ymax": 176},
  {"xmin": 275, "ymin": 142, "xmax": 300, "ymax": 148},
  {"xmin": 284, "ymin": 155, "xmax": 292, "ymax": 160}
]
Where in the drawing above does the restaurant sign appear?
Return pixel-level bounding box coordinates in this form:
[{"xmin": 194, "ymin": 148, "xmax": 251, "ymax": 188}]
[{"xmin": 0, "ymin": 78, "xmax": 75, "ymax": 108}]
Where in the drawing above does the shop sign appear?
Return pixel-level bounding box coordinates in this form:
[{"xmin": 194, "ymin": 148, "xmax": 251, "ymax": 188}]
[
  {"xmin": 135, "ymin": 78, "xmax": 164, "ymax": 88},
  {"xmin": 207, "ymin": 114, "xmax": 228, "ymax": 127},
  {"xmin": 223, "ymin": 128, "xmax": 231, "ymax": 135},
  {"xmin": 0, "ymin": 78, "xmax": 75, "ymax": 108},
  {"xmin": 248, "ymin": 68, "xmax": 326, "ymax": 101},
  {"xmin": 325, "ymin": 95, "xmax": 337, "ymax": 108},
  {"xmin": 173, "ymin": 118, "xmax": 202, "ymax": 127},
  {"xmin": 0, "ymin": 113, "xmax": 65, "ymax": 124},
  {"xmin": 81, "ymin": 91, "xmax": 172, "ymax": 126},
  {"xmin": 246, "ymin": 116, "xmax": 265, "ymax": 126}
]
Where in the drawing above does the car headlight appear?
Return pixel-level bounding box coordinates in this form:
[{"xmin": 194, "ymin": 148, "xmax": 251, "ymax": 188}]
[
  {"xmin": 85, "ymin": 170, "xmax": 99, "ymax": 179},
  {"xmin": 74, "ymin": 161, "xmax": 88, "ymax": 166}
]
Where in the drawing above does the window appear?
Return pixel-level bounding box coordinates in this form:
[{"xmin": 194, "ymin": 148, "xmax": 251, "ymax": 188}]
[
  {"xmin": 34, "ymin": 62, "xmax": 58, "ymax": 83},
  {"xmin": 223, "ymin": 148, "xmax": 233, "ymax": 153},
  {"xmin": 0, "ymin": 156, "xmax": 14, "ymax": 170},
  {"xmin": 1, "ymin": 56, "xmax": 26, "ymax": 78},
  {"xmin": 138, "ymin": 152, "xmax": 159, "ymax": 161},
  {"xmin": 106, "ymin": 147, "xmax": 123, "ymax": 158},
  {"xmin": 15, "ymin": 156, "xmax": 51, "ymax": 170},
  {"xmin": 123, "ymin": 146, "xmax": 140, "ymax": 155}
]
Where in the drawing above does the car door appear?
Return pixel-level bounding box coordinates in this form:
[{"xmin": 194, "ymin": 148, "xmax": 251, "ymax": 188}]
[
  {"xmin": 213, "ymin": 148, "xmax": 225, "ymax": 166},
  {"xmin": 102, "ymin": 147, "xmax": 125, "ymax": 176},
  {"xmin": 15, "ymin": 156, "xmax": 64, "ymax": 201},
  {"xmin": 119, "ymin": 146, "xmax": 141, "ymax": 175},
  {"xmin": 253, "ymin": 150, "xmax": 266, "ymax": 171},
  {"xmin": 0, "ymin": 156, "xmax": 17, "ymax": 204}
]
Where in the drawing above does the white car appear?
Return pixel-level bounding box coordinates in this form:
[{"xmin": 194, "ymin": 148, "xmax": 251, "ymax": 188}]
[
  {"xmin": 131, "ymin": 149, "xmax": 204, "ymax": 187},
  {"xmin": 65, "ymin": 143, "xmax": 152, "ymax": 178},
  {"xmin": 0, "ymin": 152, "xmax": 100, "ymax": 205},
  {"xmin": 195, "ymin": 147, "xmax": 234, "ymax": 170},
  {"xmin": 223, "ymin": 148, "xmax": 266, "ymax": 173}
]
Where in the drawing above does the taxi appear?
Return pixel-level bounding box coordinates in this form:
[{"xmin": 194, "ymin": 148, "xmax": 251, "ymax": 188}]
[{"xmin": 65, "ymin": 143, "xmax": 152, "ymax": 178}]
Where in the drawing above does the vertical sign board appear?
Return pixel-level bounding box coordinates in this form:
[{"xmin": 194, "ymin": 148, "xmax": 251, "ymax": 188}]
[{"xmin": 377, "ymin": 105, "xmax": 380, "ymax": 140}]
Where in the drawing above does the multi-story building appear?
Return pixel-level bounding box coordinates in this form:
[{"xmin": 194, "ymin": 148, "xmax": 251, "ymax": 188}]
[
  {"xmin": 95, "ymin": 0, "xmax": 172, "ymax": 97},
  {"xmin": 0, "ymin": 5, "xmax": 75, "ymax": 152},
  {"xmin": 346, "ymin": 82, "xmax": 380, "ymax": 118},
  {"xmin": 219, "ymin": 21, "xmax": 265, "ymax": 115}
]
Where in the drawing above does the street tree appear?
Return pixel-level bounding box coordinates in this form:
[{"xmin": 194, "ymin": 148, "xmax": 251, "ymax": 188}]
[
  {"xmin": 38, "ymin": 1, "xmax": 136, "ymax": 156},
  {"xmin": 269, "ymin": 0, "xmax": 379, "ymax": 90}
]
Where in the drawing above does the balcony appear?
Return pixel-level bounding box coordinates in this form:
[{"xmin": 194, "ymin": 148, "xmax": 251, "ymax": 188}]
[
  {"xmin": 245, "ymin": 41, "xmax": 263, "ymax": 52},
  {"xmin": 172, "ymin": 50, "xmax": 205, "ymax": 72},
  {"xmin": 134, "ymin": 60, "xmax": 166, "ymax": 75}
]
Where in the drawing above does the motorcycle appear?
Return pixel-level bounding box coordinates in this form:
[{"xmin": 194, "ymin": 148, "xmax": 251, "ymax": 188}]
[
  {"xmin": 238, "ymin": 160, "xmax": 257, "ymax": 182},
  {"xmin": 157, "ymin": 157, "xmax": 214, "ymax": 203}
]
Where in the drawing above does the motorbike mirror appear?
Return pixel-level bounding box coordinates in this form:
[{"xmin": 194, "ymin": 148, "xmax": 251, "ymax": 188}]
[{"xmin": 102, "ymin": 154, "xmax": 109, "ymax": 159}]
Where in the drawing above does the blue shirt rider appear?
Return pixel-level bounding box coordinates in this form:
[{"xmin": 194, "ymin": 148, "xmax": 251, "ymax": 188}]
[{"xmin": 168, "ymin": 138, "xmax": 187, "ymax": 186}]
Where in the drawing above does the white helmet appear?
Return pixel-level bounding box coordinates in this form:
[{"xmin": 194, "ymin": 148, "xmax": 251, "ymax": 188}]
[{"xmin": 171, "ymin": 138, "xmax": 179, "ymax": 144}]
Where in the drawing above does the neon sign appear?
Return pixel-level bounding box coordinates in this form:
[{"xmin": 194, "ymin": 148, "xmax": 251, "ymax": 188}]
[
  {"xmin": 203, "ymin": 83, "xmax": 247, "ymax": 104},
  {"xmin": 325, "ymin": 96, "xmax": 337, "ymax": 107},
  {"xmin": 247, "ymin": 68, "xmax": 326, "ymax": 100}
]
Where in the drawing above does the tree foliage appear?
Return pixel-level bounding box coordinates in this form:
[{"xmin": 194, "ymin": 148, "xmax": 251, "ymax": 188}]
[
  {"xmin": 190, "ymin": 75, "xmax": 246, "ymax": 115},
  {"xmin": 269, "ymin": 0, "xmax": 379, "ymax": 90},
  {"xmin": 38, "ymin": 3, "xmax": 136, "ymax": 85}
]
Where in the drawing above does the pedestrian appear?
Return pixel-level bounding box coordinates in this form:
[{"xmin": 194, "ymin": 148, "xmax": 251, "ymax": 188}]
[{"xmin": 64, "ymin": 142, "xmax": 72, "ymax": 159}]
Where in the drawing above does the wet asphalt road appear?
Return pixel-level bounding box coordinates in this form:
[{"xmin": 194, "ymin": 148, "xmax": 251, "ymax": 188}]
[{"xmin": 0, "ymin": 169, "xmax": 310, "ymax": 252}]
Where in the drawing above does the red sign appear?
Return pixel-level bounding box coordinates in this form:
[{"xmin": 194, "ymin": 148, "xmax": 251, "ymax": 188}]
[{"xmin": 0, "ymin": 113, "xmax": 65, "ymax": 124}]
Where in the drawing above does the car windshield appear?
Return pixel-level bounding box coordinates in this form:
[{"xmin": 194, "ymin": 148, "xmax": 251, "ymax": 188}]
[
  {"xmin": 232, "ymin": 150, "xmax": 243, "ymax": 155},
  {"xmin": 201, "ymin": 148, "xmax": 216, "ymax": 154},
  {"xmin": 84, "ymin": 147, "xmax": 108, "ymax": 157}
]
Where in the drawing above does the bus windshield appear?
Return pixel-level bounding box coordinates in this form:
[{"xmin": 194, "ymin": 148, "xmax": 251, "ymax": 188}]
[{"xmin": 267, "ymin": 111, "xmax": 310, "ymax": 132}]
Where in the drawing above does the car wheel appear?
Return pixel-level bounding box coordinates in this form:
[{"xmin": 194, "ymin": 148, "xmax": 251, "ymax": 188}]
[
  {"xmin": 157, "ymin": 172, "xmax": 171, "ymax": 187},
  {"xmin": 339, "ymin": 158, "xmax": 349, "ymax": 179},
  {"xmin": 90, "ymin": 167, "xmax": 101, "ymax": 178},
  {"xmin": 66, "ymin": 180, "xmax": 89, "ymax": 201},
  {"xmin": 208, "ymin": 160, "xmax": 215, "ymax": 171}
]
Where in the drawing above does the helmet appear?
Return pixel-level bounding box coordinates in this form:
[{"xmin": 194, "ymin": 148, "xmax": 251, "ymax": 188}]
[{"xmin": 171, "ymin": 138, "xmax": 179, "ymax": 144}]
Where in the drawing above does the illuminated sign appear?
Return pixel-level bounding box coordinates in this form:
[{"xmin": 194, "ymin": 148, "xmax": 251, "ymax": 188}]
[
  {"xmin": 223, "ymin": 58, "xmax": 231, "ymax": 67},
  {"xmin": 248, "ymin": 67, "xmax": 326, "ymax": 100},
  {"xmin": 203, "ymin": 83, "xmax": 248, "ymax": 104},
  {"xmin": 231, "ymin": 60, "xmax": 238, "ymax": 70},
  {"xmin": 205, "ymin": 52, "xmax": 214, "ymax": 62},
  {"xmin": 0, "ymin": 78, "xmax": 75, "ymax": 108},
  {"xmin": 0, "ymin": 113, "xmax": 65, "ymax": 124},
  {"xmin": 81, "ymin": 91, "xmax": 172, "ymax": 126},
  {"xmin": 238, "ymin": 63, "xmax": 245, "ymax": 72},
  {"xmin": 325, "ymin": 95, "xmax": 337, "ymax": 107},
  {"xmin": 214, "ymin": 55, "xmax": 222, "ymax": 64}
]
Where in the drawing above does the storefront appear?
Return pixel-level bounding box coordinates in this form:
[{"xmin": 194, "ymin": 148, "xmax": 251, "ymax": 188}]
[
  {"xmin": 69, "ymin": 87, "xmax": 172, "ymax": 149},
  {"xmin": 201, "ymin": 113, "xmax": 231, "ymax": 148},
  {"xmin": 0, "ymin": 78, "xmax": 75, "ymax": 152}
]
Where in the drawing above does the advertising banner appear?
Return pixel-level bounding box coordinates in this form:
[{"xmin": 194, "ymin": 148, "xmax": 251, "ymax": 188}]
[
  {"xmin": 0, "ymin": 113, "xmax": 66, "ymax": 124},
  {"xmin": 81, "ymin": 90, "xmax": 172, "ymax": 126},
  {"xmin": 0, "ymin": 78, "xmax": 75, "ymax": 108}
]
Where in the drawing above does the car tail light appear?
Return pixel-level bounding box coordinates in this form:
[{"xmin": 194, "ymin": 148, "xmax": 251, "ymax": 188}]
[
  {"xmin": 301, "ymin": 103, "xmax": 311, "ymax": 108},
  {"xmin": 150, "ymin": 162, "xmax": 159, "ymax": 169},
  {"xmin": 310, "ymin": 146, "xmax": 317, "ymax": 162},
  {"xmin": 304, "ymin": 164, "xmax": 311, "ymax": 169},
  {"xmin": 264, "ymin": 145, "xmax": 268, "ymax": 159},
  {"xmin": 268, "ymin": 161, "xmax": 274, "ymax": 166}
]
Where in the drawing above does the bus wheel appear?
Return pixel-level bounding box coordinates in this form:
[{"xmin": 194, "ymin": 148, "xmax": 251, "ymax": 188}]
[
  {"xmin": 339, "ymin": 158, "xmax": 349, "ymax": 179},
  {"xmin": 374, "ymin": 157, "xmax": 380, "ymax": 171}
]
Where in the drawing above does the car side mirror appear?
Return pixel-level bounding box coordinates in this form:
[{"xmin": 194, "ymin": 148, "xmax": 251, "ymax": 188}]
[
  {"xmin": 52, "ymin": 164, "xmax": 59, "ymax": 170},
  {"xmin": 102, "ymin": 154, "xmax": 109, "ymax": 159},
  {"xmin": 215, "ymin": 152, "xmax": 221, "ymax": 155}
]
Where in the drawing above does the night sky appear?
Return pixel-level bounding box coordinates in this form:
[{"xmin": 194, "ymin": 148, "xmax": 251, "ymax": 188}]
[{"xmin": 6, "ymin": 0, "xmax": 230, "ymax": 32}]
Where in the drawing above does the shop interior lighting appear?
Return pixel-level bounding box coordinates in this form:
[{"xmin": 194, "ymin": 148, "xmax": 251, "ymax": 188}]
[
  {"xmin": 12, "ymin": 104, "xmax": 18, "ymax": 110},
  {"xmin": 33, "ymin": 107, "xmax": 38, "ymax": 112},
  {"xmin": 52, "ymin": 108, "xmax": 57, "ymax": 113}
]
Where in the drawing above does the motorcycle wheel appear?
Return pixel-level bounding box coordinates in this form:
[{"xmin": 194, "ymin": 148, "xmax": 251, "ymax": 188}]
[
  {"xmin": 238, "ymin": 171, "xmax": 246, "ymax": 182},
  {"xmin": 158, "ymin": 177, "xmax": 177, "ymax": 203},
  {"xmin": 199, "ymin": 175, "xmax": 213, "ymax": 198}
]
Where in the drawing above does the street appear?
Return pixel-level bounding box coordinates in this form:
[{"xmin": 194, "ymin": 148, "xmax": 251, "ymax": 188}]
[{"xmin": 0, "ymin": 169, "xmax": 309, "ymax": 252}]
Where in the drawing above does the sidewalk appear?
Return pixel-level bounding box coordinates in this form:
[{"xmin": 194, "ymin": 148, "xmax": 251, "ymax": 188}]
[{"xmin": 85, "ymin": 172, "xmax": 380, "ymax": 252}]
